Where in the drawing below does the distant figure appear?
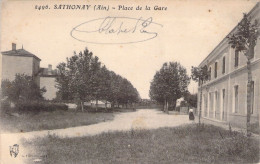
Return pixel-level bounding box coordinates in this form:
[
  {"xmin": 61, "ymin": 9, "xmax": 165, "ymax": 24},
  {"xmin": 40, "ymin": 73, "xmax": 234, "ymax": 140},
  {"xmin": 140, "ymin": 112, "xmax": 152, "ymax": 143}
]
[{"xmin": 189, "ymin": 108, "xmax": 195, "ymax": 120}]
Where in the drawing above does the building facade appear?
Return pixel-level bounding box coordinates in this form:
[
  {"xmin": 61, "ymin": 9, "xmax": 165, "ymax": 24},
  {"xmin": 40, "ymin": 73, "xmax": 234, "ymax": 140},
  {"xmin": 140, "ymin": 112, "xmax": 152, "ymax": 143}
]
[
  {"xmin": 1, "ymin": 43, "xmax": 58, "ymax": 100},
  {"xmin": 1, "ymin": 43, "xmax": 41, "ymax": 85},
  {"xmin": 198, "ymin": 3, "xmax": 260, "ymax": 128},
  {"xmin": 39, "ymin": 65, "xmax": 58, "ymax": 100}
]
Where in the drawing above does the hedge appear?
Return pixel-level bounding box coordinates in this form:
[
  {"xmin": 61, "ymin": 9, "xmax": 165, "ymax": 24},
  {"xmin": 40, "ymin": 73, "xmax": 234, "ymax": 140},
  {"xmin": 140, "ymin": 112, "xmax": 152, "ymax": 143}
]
[{"xmin": 16, "ymin": 102, "xmax": 68, "ymax": 113}]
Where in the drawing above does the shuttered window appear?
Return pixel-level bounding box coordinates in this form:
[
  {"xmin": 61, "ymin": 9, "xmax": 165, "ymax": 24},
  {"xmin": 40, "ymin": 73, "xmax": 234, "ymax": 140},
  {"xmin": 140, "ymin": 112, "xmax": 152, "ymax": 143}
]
[
  {"xmin": 214, "ymin": 62, "xmax": 218, "ymax": 78},
  {"xmin": 222, "ymin": 57, "xmax": 225, "ymax": 74},
  {"xmin": 251, "ymin": 81, "xmax": 254, "ymax": 114},
  {"xmin": 235, "ymin": 51, "xmax": 239, "ymax": 67},
  {"xmin": 234, "ymin": 85, "xmax": 238, "ymax": 113}
]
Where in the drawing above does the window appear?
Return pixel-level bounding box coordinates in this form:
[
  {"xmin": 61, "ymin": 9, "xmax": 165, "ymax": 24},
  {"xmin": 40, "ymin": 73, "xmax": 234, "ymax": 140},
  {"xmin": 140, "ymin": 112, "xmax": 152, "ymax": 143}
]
[
  {"xmin": 222, "ymin": 89, "xmax": 225, "ymax": 120},
  {"xmin": 222, "ymin": 57, "xmax": 225, "ymax": 74},
  {"xmin": 208, "ymin": 67, "xmax": 211, "ymax": 81},
  {"xmin": 234, "ymin": 85, "xmax": 239, "ymax": 113},
  {"xmin": 235, "ymin": 50, "xmax": 239, "ymax": 67},
  {"xmin": 214, "ymin": 91, "xmax": 218, "ymax": 118},
  {"xmin": 251, "ymin": 81, "xmax": 254, "ymax": 114},
  {"xmin": 214, "ymin": 62, "xmax": 218, "ymax": 78}
]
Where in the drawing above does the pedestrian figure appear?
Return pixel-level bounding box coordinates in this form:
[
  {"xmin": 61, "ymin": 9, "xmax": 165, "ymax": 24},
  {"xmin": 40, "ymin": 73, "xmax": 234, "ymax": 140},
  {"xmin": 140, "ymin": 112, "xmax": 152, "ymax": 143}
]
[{"xmin": 189, "ymin": 108, "xmax": 195, "ymax": 120}]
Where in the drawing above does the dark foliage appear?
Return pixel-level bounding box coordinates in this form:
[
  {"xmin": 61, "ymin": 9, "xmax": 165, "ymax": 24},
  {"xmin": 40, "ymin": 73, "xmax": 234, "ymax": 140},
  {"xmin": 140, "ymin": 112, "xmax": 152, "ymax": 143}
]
[{"xmin": 16, "ymin": 102, "xmax": 68, "ymax": 113}]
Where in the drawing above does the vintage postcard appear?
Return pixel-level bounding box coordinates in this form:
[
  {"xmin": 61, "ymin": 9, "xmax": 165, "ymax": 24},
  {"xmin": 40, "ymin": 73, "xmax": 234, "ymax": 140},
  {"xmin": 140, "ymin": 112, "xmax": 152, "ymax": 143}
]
[{"xmin": 0, "ymin": 0, "xmax": 259, "ymax": 163}]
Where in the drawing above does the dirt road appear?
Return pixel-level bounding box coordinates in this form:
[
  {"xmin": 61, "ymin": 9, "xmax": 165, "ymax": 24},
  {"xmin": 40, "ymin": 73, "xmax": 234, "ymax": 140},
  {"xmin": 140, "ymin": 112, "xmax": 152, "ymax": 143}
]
[{"xmin": 0, "ymin": 109, "xmax": 191, "ymax": 164}]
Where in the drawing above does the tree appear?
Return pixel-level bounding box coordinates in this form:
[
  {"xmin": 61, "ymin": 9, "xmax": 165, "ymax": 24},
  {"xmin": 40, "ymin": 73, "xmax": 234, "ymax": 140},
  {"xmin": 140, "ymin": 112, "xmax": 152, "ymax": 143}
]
[
  {"xmin": 98, "ymin": 66, "xmax": 112, "ymax": 110},
  {"xmin": 227, "ymin": 13, "xmax": 259, "ymax": 136},
  {"xmin": 56, "ymin": 47, "xmax": 140, "ymax": 111},
  {"xmin": 150, "ymin": 62, "xmax": 190, "ymax": 114},
  {"xmin": 191, "ymin": 65, "xmax": 208, "ymax": 124},
  {"xmin": 1, "ymin": 74, "xmax": 46, "ymax": 103},
  {"xmin": 184, "ymin": 92, "xmax": 197, "ymax": 108},
  {"xmin": 56, "ymin": 62, "xmax": 72, "ymax": 101}
]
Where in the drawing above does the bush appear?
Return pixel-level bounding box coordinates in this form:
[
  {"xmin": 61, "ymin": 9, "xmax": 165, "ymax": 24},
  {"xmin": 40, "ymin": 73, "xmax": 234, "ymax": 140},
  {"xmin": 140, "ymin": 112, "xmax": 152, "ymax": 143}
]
[
  {"xmin": 250, "ymin": 122, "xmax": 260, "ymax": 134},
  {"xmin": 16, "ymin": 101, "xmax": 68, "ymax": 113},
  {"xmin": 0, "ymin": 100, "xmax": 11, "ymax": 114},
  {"xmin": 84, "ymin": 106, "xmax": 112, "ymax": 113}
]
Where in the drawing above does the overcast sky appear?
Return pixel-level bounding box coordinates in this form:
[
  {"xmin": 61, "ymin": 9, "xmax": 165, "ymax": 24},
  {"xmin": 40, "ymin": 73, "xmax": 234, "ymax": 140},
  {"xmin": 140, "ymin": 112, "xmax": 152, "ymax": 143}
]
[{"xmin": 0, "ymin": 0, "xmax": 258, "ymax": 98}]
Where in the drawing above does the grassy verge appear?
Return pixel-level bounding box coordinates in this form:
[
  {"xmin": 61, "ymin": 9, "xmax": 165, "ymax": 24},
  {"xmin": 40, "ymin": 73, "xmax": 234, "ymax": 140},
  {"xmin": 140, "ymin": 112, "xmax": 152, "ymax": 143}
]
[
  {"xmin": 0, "ymin": 110, "xmax": 114, "ymax": 133},
  {"xmin": 21, "ymin": 124, "xmax": 259, "ymax": 164},
  {"xmin": 250, "ymin": 122, "xmax": 260, "ymax": 134}
]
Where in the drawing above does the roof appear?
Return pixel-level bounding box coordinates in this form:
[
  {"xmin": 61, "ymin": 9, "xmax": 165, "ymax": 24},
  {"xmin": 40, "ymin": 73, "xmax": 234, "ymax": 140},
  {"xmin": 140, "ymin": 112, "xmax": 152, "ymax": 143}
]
[
  {"xmin": 199, "ymin": 2, "xmax": 259, "ymax": 67},
  {"xmin": 39, "ymin": 68, "xmax": 58, "ymax": 77},
  {"xmin": 1, "ymin": 49, "xmax": 41, "ymax": 61}
]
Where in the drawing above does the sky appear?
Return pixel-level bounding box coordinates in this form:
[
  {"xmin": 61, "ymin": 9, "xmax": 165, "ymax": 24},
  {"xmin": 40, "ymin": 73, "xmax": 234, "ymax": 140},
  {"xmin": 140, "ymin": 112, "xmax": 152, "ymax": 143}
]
[{"xmin": 0, "ymin": 0, "xmax": 258, "ymax": 99}]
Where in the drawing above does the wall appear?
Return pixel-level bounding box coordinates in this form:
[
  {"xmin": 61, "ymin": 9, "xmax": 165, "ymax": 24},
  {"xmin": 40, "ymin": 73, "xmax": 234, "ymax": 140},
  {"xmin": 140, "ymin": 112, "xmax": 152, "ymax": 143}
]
[
  {"xmin": 1, "ymin": 55, "xmax": 33, "ymax": 81},
  {"xmin": 40, "ymin": 76, "xmax": 58, "ymax": 100},
  {"xmin": 32, "ymin": 57, "xmax": 41, "ymax": 86}
]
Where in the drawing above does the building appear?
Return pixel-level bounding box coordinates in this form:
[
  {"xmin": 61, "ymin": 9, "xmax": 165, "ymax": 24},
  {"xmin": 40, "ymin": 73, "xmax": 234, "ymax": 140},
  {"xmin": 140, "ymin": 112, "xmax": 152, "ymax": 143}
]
[
  {"xmin": 176, "ymin": 97, "xmax": 189, "ymax": 114},
  {"xmin": 84, "ymin": 100, "xmax": 112, "ymax": 108},
  {"xmin": 176, "ymin": 97, "xmax": 185, "ymax": 107},
  {"xmin": 1, "ymin": 43, "xmax": 41, "ymax": 85},
  {"xmin": 39, "ymin": 65, "xmax": 58, "ymax": 100},
  {"xmin": 1, "ymin": 43, "xmax": 58, "ymax": 100},
  {"xmin": 197, "ymin": 3, "xmax": 260, "ymax": 128}
]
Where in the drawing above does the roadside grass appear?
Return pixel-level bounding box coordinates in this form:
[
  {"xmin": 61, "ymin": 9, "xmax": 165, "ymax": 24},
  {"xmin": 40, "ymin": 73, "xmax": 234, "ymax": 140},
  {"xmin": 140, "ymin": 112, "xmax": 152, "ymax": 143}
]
[
  {"xmin": 250, "ymin": 122, "xmax": 260, "ymax": 134},
  {"xmin": 22, "ymin": 124, "xmax": 259, "ymax": 164},
  {"xmin": 0, "ymin": 110, "xmax": 114, "ymax": 133}
]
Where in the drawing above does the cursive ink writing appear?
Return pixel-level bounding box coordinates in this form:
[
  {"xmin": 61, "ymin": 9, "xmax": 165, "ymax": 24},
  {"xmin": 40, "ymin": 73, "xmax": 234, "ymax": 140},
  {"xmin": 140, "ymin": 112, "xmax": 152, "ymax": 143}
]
[{"xmin": 70, "ymin": 16, "xmax": 163, "ymax": 44}]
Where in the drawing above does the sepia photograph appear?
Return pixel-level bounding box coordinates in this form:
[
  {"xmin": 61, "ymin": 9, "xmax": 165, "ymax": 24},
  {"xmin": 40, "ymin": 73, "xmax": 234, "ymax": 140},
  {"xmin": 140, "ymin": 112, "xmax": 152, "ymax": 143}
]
[{"xmin": 0, "ymin": 0, "xmax": 259, "ymax": 163}]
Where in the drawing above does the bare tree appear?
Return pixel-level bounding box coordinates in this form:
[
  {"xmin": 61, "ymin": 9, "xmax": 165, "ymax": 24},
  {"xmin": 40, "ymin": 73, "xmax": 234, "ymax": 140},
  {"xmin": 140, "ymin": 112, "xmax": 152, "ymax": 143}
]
[{"xmin": 191, "ymin": 66, "xmax": 208, "ymax": 125}]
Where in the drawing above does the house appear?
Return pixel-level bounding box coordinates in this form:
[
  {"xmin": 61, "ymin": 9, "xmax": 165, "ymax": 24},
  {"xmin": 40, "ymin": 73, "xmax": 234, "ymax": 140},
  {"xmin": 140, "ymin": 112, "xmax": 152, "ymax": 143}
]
[
  {"xmin": 83, "ymin": 100, "xmax": 112, "ymax": 108},
  {"xmin": 39, "ymin": 65, "xmax": 58, "ymax": 100},
  {"xmin": 1, "ymin": 43, "xmax": 58, "ymax": 100},
  {"xmin": 176, "ymin": 97, "xmax": 189, "ymax": 113},
  {"xmin": 1, "ymin": 43, "xmax": 41, "ymax": 85},
  {"xmin": 176, "ymin": 97, "xmax": 185, "ymax": 107},
  {"xmin": 197, "ymin": 3, "xmax": 259, "ymax": 128}
]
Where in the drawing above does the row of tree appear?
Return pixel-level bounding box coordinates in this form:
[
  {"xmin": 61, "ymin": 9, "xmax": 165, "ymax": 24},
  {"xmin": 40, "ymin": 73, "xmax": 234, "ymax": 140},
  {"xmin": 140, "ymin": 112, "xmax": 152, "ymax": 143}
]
[{"xmin": 55, "ymin": 48, "xmax": 140, "ymax": 110}]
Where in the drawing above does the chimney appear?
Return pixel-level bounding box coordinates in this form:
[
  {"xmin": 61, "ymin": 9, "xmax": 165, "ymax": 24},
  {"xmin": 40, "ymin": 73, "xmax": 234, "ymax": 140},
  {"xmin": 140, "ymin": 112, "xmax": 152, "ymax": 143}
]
[
  {"xmin": 48, "ymin": 64, "xmax": 52, "ymax": 75},
  {"xmin": 12, "ymin": 43, "xmax": 16, "ymax": 51}
]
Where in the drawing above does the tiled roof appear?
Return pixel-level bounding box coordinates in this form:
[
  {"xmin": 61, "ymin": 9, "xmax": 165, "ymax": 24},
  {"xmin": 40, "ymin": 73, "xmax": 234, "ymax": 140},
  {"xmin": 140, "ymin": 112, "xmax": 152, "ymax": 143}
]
[{"xmin": 1, "ymin": 49, "xmax": 41, "ymax": 61}]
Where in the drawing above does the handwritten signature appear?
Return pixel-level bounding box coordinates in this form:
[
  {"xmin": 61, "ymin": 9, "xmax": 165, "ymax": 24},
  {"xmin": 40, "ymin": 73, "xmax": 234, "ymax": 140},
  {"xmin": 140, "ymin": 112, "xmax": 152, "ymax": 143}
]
[{"xmin": 70, "ymin": 16, "xmax": 163, "ymax": 44}]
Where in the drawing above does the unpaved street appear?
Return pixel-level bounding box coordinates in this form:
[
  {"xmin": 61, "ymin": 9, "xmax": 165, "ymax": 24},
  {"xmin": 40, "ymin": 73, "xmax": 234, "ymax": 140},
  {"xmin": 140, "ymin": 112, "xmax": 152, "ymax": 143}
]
[{"xmin": 0, "ymin": 109, "xmax": 192, "ymax": 164}]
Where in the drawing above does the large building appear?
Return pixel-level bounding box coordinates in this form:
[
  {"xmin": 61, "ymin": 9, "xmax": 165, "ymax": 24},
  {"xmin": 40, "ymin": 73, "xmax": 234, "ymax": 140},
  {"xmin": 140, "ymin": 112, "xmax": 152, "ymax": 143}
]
[
  {"xmin": 1, "ymin": 43, "xmax": 58, "ymax": 100},
  {"xmin": 1, "ymin": 43, "xmax": 41, "ymax": 85},
  {"xmin": 197, "ymin": 3, "xmax": 260, "ymax": 128}
]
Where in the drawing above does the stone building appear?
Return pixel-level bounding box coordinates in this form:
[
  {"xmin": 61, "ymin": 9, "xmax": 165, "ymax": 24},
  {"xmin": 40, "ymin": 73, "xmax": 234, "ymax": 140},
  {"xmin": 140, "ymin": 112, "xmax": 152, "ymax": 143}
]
[
  {"xmin": 39, "ymin": 65, "xmax": 58, "ymax": 100},
  {"xmin": 1, "ymin": 43, "xmax": 41, "ymax": 85},
  {"xmin": 1, "ymin": 43, "xmax": 58, "ymax": 100},
  {"xmin": 197, "ymin": 3, "xmax": 260, "ymax": 128}
]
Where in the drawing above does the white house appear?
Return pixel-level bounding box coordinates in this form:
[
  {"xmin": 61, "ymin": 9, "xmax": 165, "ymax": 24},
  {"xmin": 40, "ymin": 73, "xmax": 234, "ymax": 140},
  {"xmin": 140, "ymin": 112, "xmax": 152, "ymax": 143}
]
[
  {"xmin": 1, "ymin": 43, "xmax": 58, "ymax": 100},
  {"xmin": 197, "ymin": 3, "xmax": 260, "ymax": 128}
]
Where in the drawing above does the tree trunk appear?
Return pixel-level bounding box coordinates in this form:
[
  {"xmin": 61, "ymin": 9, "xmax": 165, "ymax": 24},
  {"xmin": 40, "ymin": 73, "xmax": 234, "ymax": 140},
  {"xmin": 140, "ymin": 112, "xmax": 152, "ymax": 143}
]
[
  {"xmin": 81, "ymin": 101, "xmax": 84, "ymax": 112},
  {"xmin": 95, "ymin": 99, "xmax": 98, "ymax": 111},
  {"xmin": 246, "ymin": 60, "xmax": 252, "ymax": 136},
  {"xmin": 105, "ymin": 100, "xmax": 107, "ymax": 111},
  {"xmin": 164, "ymin": 99, "xmax": 166, "ymax": 112},
  {"xmin": 112, "ymin": 103, "xmax": 114, "ymax": 109},
  {"xmin": 199, "ymin": 87, "xmax": 203, "ymax": 125},
  {"xmin": 165, "ymin": 99, "xmax": 169, "ymax": 114}
]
